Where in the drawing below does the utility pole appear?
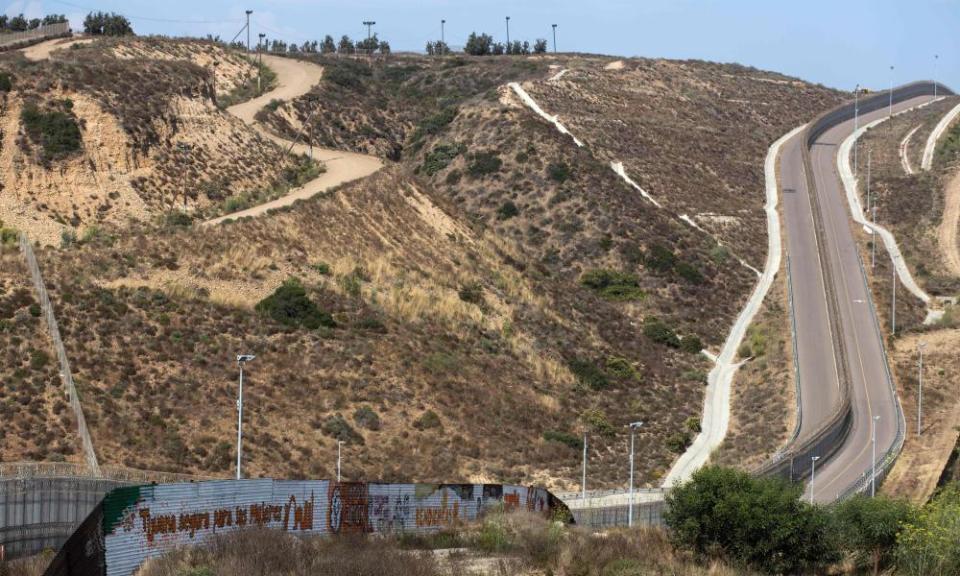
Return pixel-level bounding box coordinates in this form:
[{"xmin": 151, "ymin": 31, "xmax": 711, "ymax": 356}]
[
  {"xmin": 854, "ymin": 84, "xmax": 860, "ymax": 174},
  {"xmin": 892, "ymin": 255, "xmax": 897, "ymax": 335},
  {"xmin": 363, "ymin": 20, "xmax": 375, "ymax": 41},
  {"xmin": 245, "ymin": 10, "xmax": 252, "ymax": 54},
  {"xmin": 337, "ymin": 441, "xmax": 343, "ymax": 482},
  {"xmin": 505, "ymin": 16, "xmax": 510, "ymax": 47},
  {"xmin": 889, "ymin": 65, "xmax": 895, "ymax": 117},
  {"xmin": 918, "ymin": 341, "xmax": 926, "ymax": 436},
  {"xmin": 871, "ymin": 415, "xmax": 880, "ymax": 497},
  {"xmin": 627, "ymin": 421, "xmax": 643, "ymax": 527},
  {"xmin": 872, "ymin": 205, "xmax": 877, "ymax": 268},
  {"xmin": 581, "ymin": 433, "xmax": 587, "ymax": 501},
  {"xmin": 809, "ymin": 456, "xmax": 820, "ymax": 504},
  {"xmin": 934, "ymin": 54, "xmax": 939, "ymax": 100},
  {"xmin": 552, "ymin": 24, "xmax": 558, "ymax": 53},
  {"xmin": 236, "ymin": 354, "xmax": 256, "ymax": 480},
  {"xmin": 258, "ymin": 33, "xmax": 265, "ymax": 94}
]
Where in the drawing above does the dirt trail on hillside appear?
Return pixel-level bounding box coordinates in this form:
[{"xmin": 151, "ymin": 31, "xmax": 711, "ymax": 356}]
[
  {"xmin": 207, "ymin": 55, "xmax": 382, "ymax": 225},
  {"xmin": 22, "ymin": 36, "xmax": 93, "ymax": 61},
  {"xmin": 938, "ymin": 170, "xmax": 960, "ymax": 277},
  {"xmin": 900, "ymin": 124, "xmax": 921, "ymax": 175}
]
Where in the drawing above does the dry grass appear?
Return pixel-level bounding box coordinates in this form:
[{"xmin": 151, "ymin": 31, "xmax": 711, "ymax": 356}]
[{"xmin": 0, "ymin": 551, "xmax": 53, "ymax": 576}]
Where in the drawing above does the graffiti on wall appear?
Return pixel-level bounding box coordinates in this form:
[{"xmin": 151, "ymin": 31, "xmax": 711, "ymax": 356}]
[{"xmin": 91, "ymin": 479, "xmax": 566, "ymax": 576}]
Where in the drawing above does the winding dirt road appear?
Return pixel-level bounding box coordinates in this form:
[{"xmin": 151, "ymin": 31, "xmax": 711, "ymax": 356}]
[
  {"xmin": 205, "ymin": 55, "xmax": 383, "ymax": 225},
  {"xmin": 938, "ymin": 171, "xmax": 960, "ymax": 277},
  {"xmin": 22, "ymin": 36, "xmax": 93, "ymax": 61}
]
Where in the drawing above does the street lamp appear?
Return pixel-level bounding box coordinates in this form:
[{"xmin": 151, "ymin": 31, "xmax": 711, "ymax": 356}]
[
  {"xmin": 581, "ymin": 432, "xmax": 588, "ymax": 501},
  {"xmin": 627, "ymin": 421, "xmax": 643, "ymax": 527},
  {"xmin": 552, "ymin": 24, "xmax": 558, "ymax": 53},
  {"xmin": 809, "ymin": 456, "xmax": 820, "ymax": 504},
  {"xmin": 934, "ymin": 54, "xmax": 939, "ymax": 100},
  {"xmin": 918, "ymin": 341, "xmax": 926, "ymax": 436},
  {"xmin": 891, "ymin": 254, "xmax": 897, "ymax": 335},
  {"xmin": 889, "ymin": 65, "xmax": 895, "ymax": 117},
  {"xmin": 505, "ymin": 16, "xmax": 510, "ymax": 47},
  {"xmin": 236, "ymin": 354, "xmax": 256, "ymax": 480},
  {"xmin": 441, "ymin": 19, "xmax": 446, "ymax": 47},
  {"xmin": 257, "ymin": 33, "xmax": 266, "ymax": 93},
  {"xmin": 854, "ymin": 83, "xmax": 860, "ymax": 174},
  {"xmin": 871, "ymin": 415, "xmax": 880, "ymax": 497},
  {"xmin": 337, "ymin": 440, "xmax": 343, "ymax": 482},
  {"xmin": 245, "ymin": 10, "xmax": 252, "ymax": 54},
  {"xmin": 363, "ymin": 20, "xmax": 376, "ymax": 41}
]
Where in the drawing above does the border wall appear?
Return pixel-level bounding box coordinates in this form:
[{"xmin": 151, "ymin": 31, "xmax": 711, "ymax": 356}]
[
  {"xmin": 42, "ymin": 479, "xmax": 567, "ymax": 576},
  {"xmin": 0, "ymin": 23, "xmax": 71, "ymax": 51}
]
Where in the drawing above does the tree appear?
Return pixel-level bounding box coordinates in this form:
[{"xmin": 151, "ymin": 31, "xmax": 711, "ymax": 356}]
[
  {"xmin": 0, "ymin": 16, "xmax": 8, "ymax": 30},
  {"xmin": 378, "ymin": 40, "xmax": 390, "ymax": 54},
  {"xmin": 338, "ymin": 35, "xmax": 355, "ymax": 54},
  {"xmin": 288, "ymin": 43, "xmax": 299, "ymax": 53},
  {"xmin": 665, "ymin": 466, "xmax": 838, "ymax": 574},
  {"xmin": 534, "ymin": 39, "xmax": 548, "ymax": 54},
  {"xmin": 491, "ymin": 42, "xmax": 505, "ymax": 55},
  {"xmin": 321, "ymin": 35, "xmax": 336, "ymax": 54},
  {"xmin": 356, "ymin": 33, "xmax": 379, "ymax": 53},
  {"xmin": 833, "ymin": 495, "xmax": 914, "ymax": 575},
  {"xmin": 896, "ymin": 483, "xmax": 960, "ymax": 576},
  {"xmin": 83, "ymin": 11, "xmax": 132, "ymax": 36},
  {"xmin": 464, "ymin": 32, "xmax": 493, "ymax": 56},
  {"xmin": 9, "ymin": 14, "xmax": 28, "ymax": 31},
  {"xmin": 28, "ymin": 18, "xmax": 41, "ymax": 30},
  {"xmin": 42, "ymin": 14, "xmax": 68, "ymax": 25}
]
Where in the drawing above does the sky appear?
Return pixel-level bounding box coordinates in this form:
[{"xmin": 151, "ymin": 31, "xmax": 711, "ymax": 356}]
[{"xmin": 5, "ymin": 0, "xmax": 959, "ymax": 92}]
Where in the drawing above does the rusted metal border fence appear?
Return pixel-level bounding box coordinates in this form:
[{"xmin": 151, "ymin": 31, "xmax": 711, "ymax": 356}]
[
  {"xmin": 18, "ymin": 233, "xmax": 100, "ymax": 476},
  {"xmin": 0, "ymin": 23, "xmax": 70, "ymax": 49}
]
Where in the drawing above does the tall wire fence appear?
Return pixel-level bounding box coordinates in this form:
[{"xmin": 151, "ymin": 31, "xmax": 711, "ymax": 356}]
[
  {"xmin": 0, "ymin": 22, "xmax": 70, "ymax": 49},
  {"xmin": 17, "ymin": 233, "xmax": 100, "ymax": 476}
]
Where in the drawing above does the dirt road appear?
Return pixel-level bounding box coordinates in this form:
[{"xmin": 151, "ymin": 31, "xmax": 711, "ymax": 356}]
[
  {"xmin": 938, "ymin": 170, "xmax": 960, "ymax": 277},
  {"xmin": 22, "ymin": 37, "xmax": 93, "ymax": 61},
  {"xmin": 206, "ymin": 55, "xmax": 382, "ymax": 225}
]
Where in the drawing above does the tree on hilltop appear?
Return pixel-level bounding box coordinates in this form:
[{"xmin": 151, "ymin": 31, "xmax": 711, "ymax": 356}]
[{"xmin": 83, "ymin": 11, "xmax": 133, "ymax": 36}]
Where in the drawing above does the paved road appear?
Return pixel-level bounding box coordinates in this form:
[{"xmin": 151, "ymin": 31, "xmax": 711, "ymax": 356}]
[{"xmin": 781, "ymin": 96, "xmax": 931, "ymax": 502}]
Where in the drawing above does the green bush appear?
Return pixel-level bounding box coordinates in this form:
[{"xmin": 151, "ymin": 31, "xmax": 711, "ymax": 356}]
[
  {"xmin": 313, "ymin": 262, "xmax": 331, "ymax": 276},
  {"xmin": 497, "ymin": 201, "xmax": 519, "ymax": 220},
  {"xmin": 896, "ymin": 482, "xmax": 960, "ymax": 575},
  {"xmin": 412, "ymin": 107, "xmax": 458, "ymax": 142},
  {"xmin": 28, "ymin": 303, "xmax": 41, "ymax": 317},
  {"xmin": 580, "ymin": 408, "xmax": 615, "ymax": 437},
  {"xmin": 832, "ymin": 494, "xmax": 914, "ymax": 574},
  {"xmin": 546, "ymin": 161, "xmax": 571, "ymax": 183},
  {"xmin": 21, "ymin": 100, "xmax": 83, "ymax": 164},
  {"xmin": 605, "ymin": 356, "xmax": 639, "ymax": 382},
  {"xmin": 467, "ymin": 152, "xmax": 503, "ymax": 178},
  {"xmin": 666, "ymin": 431, "xmax": 692, "ymax": 453},
  {"xmin": 543, "ymin": 430, "xmax": 583, "ymax": 450},
  {"xmin": 676, "ymin": 261, "xmax": 705, "ymax": 284},
  {"xmin": 0, "ymin": 72, "xmax": 12, "ymax": 93},
  {"xmin": 680, "ymin": 335, "xmax": 703, "ymax": 354},
  {"xmin": 458, "ymin": 282, "xmax": 483, "ymax": 305},
  {"xmin": 255, "ymin": 278, "xmax": 336, "ymax": 330},
  {"xmin": 352, "ymin": 406, "xmax": 381, "ymax": 431},
  {"xmin": 30, "ymin": 349, "xmax": 50, "ymax": 370},
  {"xmin": 643, "ymin": 317, "xmax": 680, "ymax": 348},
  {"xmin": 684, "ymin": 416, "xmax": 701, "ymax": 434},
  {"xmin": 665, "ymin": 466, "xmax": 838, "ymax": 574},
  {"xmin": 423, "ymin": 143, "xmax": 465, "ymax": 176},
  {"xmin": 164, "ymin": 211, "xmax": 193, "ymax": 228},
  {"xmin": 321, "ymin": 414, "xmax": 364, "ymax": 444},
  {"xmin": 413, "ymin": 410, "xmax": 442, "ymax": 430},
  {"xmin": 567, "ymin": 358, "xmax": 609, "ymax": 390},
  {"xmin": 644, "ymin": 244, "xmax": 676, "ymax": 273},
  {"xmin": 579, "ymin": 269, "xmax": 645, "ymax": 301}
]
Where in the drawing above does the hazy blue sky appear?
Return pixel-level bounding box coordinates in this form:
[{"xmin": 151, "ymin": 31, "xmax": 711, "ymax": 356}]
[{"xmin": 8, "ymin": 0, "xmax": 959, "ymax": 91}]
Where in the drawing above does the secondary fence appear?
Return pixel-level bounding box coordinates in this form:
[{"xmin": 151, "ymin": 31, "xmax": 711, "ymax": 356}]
[
  {"xmin": 18, "ymin": 234, "xmax": 99, "ymax": 475},
  {"xmin": 42, "ymin": 480, "xmax": 567, "ymax": 576},
  {"xmin": 0, "ymin": 22, "xmax": 70, "ymax": 50}
]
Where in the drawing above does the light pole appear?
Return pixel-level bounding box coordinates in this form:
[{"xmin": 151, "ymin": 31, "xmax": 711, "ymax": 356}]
[
  {"xmin": 934, "ymin": 54, "xmax": 939, "ymax": 100},
  {"xmin": 581, "ymin": 433, "xmax": 587, "ymax": 501},
  {"xmin": 809, "ymin": 456, "xmax": 820, "ymax": 504},
  {"xmin": 891, "ymin": 254, "xmax": 897, "ymax": 335},
  {"xmin": 505, "ymin": 16, "xmax": 510, "ymax": 48},
  {"xmin": 918, "ymin": 341, "xmax": 926, "ymax": 436},
  {"xmin": 627, "ymin": 421, "xmax": 643, "ymax": 527},
  {"xmin": 854, "ymin": 84, "xmax": 860, "ymax": 174},
  {"xmin": 236, "ymin": 354, "xmax": 256, "ymax": 480},
  {"xmin": 441, "ymin": 19, "xmax": 446, "ymax": 47},
  {"xmin": 245, "ymin": 10, "xmax": 252, "ymax": 54},
  {"xmin": 257, "ymin": 33, "xmax": 265, "ymax": 93},
  {"xmin": 871, "ymin": 415, "xmax": 880, "ymax": 497},
  {"xmin": 889, "ymin": 65, "xmax": 895, "ymax": 117},
  {"xmin": 337, "ymin": 440, "xmax": 343, "ymax": 482},
  {"xmin": 363, "ymin": 20, "xmax": 376, "ymax": 41},
  {"xmin": 552, "ymin": 24, "xmax": 557, "ymax": 53}
]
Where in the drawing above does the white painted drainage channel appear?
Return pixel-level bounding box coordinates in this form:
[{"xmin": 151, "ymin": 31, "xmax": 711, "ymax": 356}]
[
  {"xmin": 661, "ymin": 124, "xmax": 805, "ymax": 487},
  {"xmin": 508, "ymin": 76, "xmax": 801, "ymax": 488},
  {"xmin": 921, "ymin": 100, "xmax": 960, "ymax": 171},
  {"xmin": 899, "ymin": 125, "xmax": 921, "ymax": 175},
  {"xmin": 838, "ymin": 100, "xmax": 945, "ymax": 324}
]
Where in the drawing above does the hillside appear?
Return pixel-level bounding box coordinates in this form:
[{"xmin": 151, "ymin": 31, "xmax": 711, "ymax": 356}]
[{"xmin": 0, "ymin": 41, "xmax": 845, "ymax": 489}]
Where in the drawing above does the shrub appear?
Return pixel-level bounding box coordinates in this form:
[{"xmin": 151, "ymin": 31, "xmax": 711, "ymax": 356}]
[
  {"xmin": 644, "ymin": 244, "xmax": 676, "ymax": 273},
  {"xmin": 321, "ymin": 414, "xmax": 364, "ymax": 444},
  {"xmin": 264, "ymin": 99, "xmax": 283, "ymax": 112},
  {"xmin": 896, "ymin": 482, "xmax": 960, "ymax": 575},
  {"xmin": 413, "ymin": 410, "xmax": 442, "ymax": 430},
  {"xmin": 423, "ymin": 143, "xmax": 465, "ymax": 176},
  {"xmin": 164, "ymin": 211, "xmax": 193, "ymax": 228},
  {"xmin": 676, "ymin": 261, "xmax": 705, "ymax": 284},
  {"xmin": 605, "ymin": 356, "xmax": 639, "ymax": 382},
  {"xmin": 313, "ymin": 262, "xmax": 331, "ymax": 276},
  {"xmin": 352, "ymin": 406, "xmax": 381, "ymax": 431},
  {"xmin": 543, "ymin": 430, "xmax": 582, "ymax": 450},
  {"xmin": 497, "ymin": 201, "xmax": 519, "ymax": 220},
  {"xmin": 581, "ymin": 408, "xmax": 615, "ymax": 437},
  {"xmin": 680, "ymin": 335, "xmax": 703, "ymax": 354},
  {"xmin": 684, "ymin": 416, "xmax": 701, "ymax": 434},
  {"xmin": 413, "ymin": 107, "xmax": 458, "ymax": 142},
  {"xmin": 665, "ymin": 431, "xmax": 692, "ymax": 453},
  {"xmin": 467, "ymin": 152, "xmax": 502, "ymax": 178},
  {"xmin": 567, "ymin": 358, "xmax": 609, "ymax": 390},
  {"xmin": 21, "ymin": 100, "xmax": 83, "ymax": 164},
  {"xmin": 458, "ymin": 282, "xmax": 483, "ymax": 305},
  {"xmin": 83, "ymin": 11, "xmax": 132, "ymax": 36},
  {"xmin": 833, "ymin": 495, "xmax": 914, "ymax": 574},
  {"xmin": 255, "ymin": 278, "xmax": 336, "ymax": 330},
  {"xmin": 643, "ymin": 317, "xmax": 680, "ymax": 348},
  {"xmin": 546, "ymin": 161, "xmax": 571, "ymax": 183},
  {"xmin": 0, "ymin": 72, "xmax": 12, "ymax": 92},
  {"xmin": 28, "ymin": 303, "xmax": 41, "ymax": 317},
  {"xmin": 29, "ymin": 349, "xmax": 50, "ymax": 370},
  {"xmin": 464, "ymin": 32, "xmax": 494, "ymax": 56},
  {"xmin": 665, "ymin": 466, "xmax": 838, "ymax": 574},
  {"xmin": 423, "ymin": 352, "xmax": 458, "ymax": 375},
  {"xmin": 579, "ymin": 269, "xmax": 644, "ymax": 301}
]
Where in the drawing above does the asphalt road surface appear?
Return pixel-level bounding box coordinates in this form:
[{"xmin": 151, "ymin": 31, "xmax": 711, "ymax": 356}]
[{"xmin": 780, "ymin": 96, "xmax": 931, "ymax": 502}]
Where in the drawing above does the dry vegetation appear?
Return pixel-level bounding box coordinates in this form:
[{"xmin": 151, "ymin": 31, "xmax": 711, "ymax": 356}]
[
  {"xmin": 0, "ymin": 244, "xmax": 80, "ymax": 463},
  {"xmin": 2, "ymin": 46, "xmax": 848, "ymax": 488}
]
